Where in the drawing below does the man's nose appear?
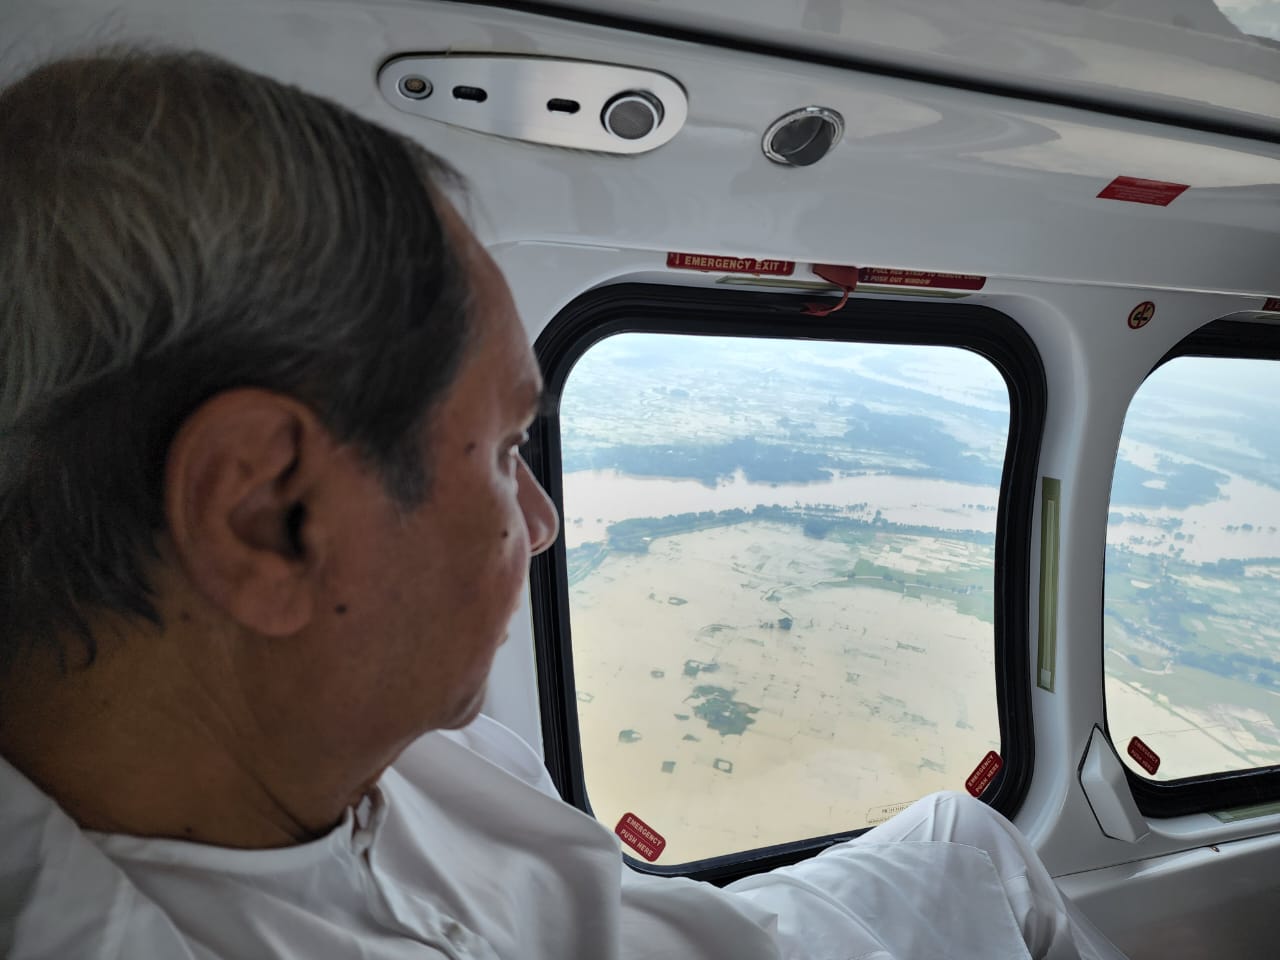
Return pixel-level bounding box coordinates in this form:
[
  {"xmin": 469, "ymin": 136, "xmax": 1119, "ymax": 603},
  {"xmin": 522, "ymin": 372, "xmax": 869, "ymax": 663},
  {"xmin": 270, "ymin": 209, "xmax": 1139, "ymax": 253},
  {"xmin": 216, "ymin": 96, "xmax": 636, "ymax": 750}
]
[{"xmin": 518, "ymin": 458, "xmax": 559, "ymax": 556}]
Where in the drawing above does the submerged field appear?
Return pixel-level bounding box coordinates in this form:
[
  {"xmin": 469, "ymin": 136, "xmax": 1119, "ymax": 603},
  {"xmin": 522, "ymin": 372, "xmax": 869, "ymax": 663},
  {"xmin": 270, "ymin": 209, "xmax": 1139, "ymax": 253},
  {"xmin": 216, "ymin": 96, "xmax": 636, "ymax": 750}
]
[
  {"xmin": 571, "ymin": 520, "xmax": 1000, "ymax": 864},
  {"xmin": 1104, "ymin": 550, "xmax": 1280, "ymax": 778}
]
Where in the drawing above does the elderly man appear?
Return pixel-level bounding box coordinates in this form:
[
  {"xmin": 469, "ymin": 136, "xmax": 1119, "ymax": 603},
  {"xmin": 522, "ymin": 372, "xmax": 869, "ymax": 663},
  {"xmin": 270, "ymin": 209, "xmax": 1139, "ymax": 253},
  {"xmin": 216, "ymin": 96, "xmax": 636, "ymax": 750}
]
[{"xmin": 0, "ymin": 51, "xmax": 1126, "ymax": 959}]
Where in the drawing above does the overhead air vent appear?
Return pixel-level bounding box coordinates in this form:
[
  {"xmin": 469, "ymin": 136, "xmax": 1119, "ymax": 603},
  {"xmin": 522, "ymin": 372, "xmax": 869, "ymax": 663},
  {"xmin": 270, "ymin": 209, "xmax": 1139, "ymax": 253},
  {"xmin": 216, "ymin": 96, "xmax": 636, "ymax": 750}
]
[
  {"xmin": 762, "ymin": 107, "xmax": 843, "ymax": 167},
  {"xmin": 378, "ymin": 55, "xmax": 686, "ymax": 155}
]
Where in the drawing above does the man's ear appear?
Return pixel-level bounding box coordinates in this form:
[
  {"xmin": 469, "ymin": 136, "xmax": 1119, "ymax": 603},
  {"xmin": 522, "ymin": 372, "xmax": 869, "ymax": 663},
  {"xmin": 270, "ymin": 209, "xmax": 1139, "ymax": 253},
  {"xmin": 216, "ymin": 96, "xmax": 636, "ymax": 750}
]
[{"xmin": 164, "ymin": 389, "xmax": 332, "ymax": 636}]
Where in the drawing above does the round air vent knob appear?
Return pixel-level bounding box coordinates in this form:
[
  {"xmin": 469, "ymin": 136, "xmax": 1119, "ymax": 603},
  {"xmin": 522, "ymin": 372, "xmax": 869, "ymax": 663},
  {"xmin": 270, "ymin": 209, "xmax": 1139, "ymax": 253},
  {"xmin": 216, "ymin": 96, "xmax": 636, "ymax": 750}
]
[
  {"xmin": 396, "ymin": 75, "xmax": 433, "ymax": 100},
  {"xmin": 602, "ymin": 91, "xmax": 664, "ymax": 140},
  {"xmin": 763, "ymin": 107, "xmax": 844, "ymax": 166}
]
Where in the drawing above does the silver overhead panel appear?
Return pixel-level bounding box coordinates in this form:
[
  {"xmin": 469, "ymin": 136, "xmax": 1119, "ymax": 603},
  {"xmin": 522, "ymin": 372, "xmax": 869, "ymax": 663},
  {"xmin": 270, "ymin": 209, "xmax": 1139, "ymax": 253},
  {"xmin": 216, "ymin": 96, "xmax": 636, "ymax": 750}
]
[{"xmin": 378, "ymin": 55, "xmax": 687, "ymax": 155}]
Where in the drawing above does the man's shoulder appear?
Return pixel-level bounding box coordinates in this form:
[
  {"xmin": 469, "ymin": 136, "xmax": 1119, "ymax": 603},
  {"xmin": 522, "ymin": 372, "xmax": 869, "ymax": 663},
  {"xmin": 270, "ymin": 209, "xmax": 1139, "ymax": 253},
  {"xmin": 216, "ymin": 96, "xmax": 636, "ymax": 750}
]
[
  {"xmin": 393, "ymin": 714, "xmax": 559, "ymax": 798},
  {"xmin": 0, "ymin": 755, "xmax": 197, "ymax": 960}
]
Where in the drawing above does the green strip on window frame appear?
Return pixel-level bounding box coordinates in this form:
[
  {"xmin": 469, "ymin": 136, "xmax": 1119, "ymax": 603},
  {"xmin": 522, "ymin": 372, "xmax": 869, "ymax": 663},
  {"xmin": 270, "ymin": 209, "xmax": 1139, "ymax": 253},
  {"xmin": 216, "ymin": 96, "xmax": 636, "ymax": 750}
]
[
  {"xmin": 1037, "ymin": 478, "xmax": 1061, "ymax": 693},
  {"xmin": 1212, "ymin": 801, "xmax": 1280, "ymax": 824}
]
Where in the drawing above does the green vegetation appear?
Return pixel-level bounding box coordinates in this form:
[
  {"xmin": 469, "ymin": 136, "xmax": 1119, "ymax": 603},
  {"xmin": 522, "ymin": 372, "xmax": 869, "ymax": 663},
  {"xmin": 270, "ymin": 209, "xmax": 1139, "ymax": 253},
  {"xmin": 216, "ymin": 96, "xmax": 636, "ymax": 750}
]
[
  {"xmin": 682, "ymin": 660, "xmax": 720, "ymax": 678},
  {"xmin": 584, "ymin": 505, "xmax": 997, "ymax": 624},
  {"xmin": 849, "ymin": 552, "xmax": 994, "ymax": 623},
  {"xmin": 606, "ymin": 509, "xmax": 754, "ymax": 554},
  {"xmin": 565, "ymin": 436, "xmax": 839, "ymax": 486},
  {"xmin": 1104, "ymin": 546, "xmax": 1280, "ymax": 695},
  {"xmin": 1111, "ymin": 457, "xmax": 1229, "ymax": 510},
  {"xmin": 688, "ymin": 685, "xmax": 760, "ymax": 736},
  {"xmin": 605, "ymin": 504, "xmax": 993, "ymax": 556},
  {"xmin": 563, "ymin": 422, "xmax": 1002, "ymax": 488}
]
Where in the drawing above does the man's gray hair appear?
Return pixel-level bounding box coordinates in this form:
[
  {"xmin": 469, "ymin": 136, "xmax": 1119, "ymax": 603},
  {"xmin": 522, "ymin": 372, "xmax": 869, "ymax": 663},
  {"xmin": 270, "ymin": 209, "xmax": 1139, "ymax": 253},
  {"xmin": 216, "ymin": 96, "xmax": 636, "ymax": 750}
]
[{"xmin": 0, "ymin": 50, "xmax": 472, "ymax": 671}]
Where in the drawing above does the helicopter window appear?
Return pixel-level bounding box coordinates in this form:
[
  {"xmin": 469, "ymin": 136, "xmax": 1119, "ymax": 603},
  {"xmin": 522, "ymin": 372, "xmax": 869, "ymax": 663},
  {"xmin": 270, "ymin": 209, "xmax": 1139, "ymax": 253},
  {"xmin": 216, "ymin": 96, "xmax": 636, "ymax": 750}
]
[
  {"xmin": 1106, "ymin": 323, "xmax": 1280, "ymax": 815},
  {"xmin": 528, "ymin": 287, "xmax": 1042, "ymax": 873}
]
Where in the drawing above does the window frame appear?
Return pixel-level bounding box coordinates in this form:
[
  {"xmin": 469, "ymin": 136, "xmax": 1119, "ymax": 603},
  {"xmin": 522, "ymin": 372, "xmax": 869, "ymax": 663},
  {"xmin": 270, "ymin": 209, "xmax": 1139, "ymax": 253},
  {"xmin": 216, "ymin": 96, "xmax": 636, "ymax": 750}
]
[
  {"xmin": 527, "ymin": 283, "xmax": 1045, "ymax": 882},
  {"xmin": 1108, "ymin": 318, "xmax": 1280, "ymax": 819}
]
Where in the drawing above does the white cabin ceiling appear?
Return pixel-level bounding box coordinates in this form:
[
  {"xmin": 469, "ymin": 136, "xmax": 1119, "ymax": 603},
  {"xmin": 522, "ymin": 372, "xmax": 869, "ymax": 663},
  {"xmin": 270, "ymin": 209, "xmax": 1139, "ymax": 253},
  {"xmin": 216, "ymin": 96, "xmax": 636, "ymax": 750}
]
[{"xmin": 513, "ymin": 0, "xmax": 1280, "ymax": 138}]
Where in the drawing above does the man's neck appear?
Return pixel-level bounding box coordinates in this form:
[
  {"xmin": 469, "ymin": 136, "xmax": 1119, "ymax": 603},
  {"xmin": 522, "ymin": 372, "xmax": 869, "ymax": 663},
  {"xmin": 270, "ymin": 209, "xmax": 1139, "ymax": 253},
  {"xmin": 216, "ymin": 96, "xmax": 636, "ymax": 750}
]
[{"xmin": 0, "ymin": 631, "xmax": 388, "ymax": 849}]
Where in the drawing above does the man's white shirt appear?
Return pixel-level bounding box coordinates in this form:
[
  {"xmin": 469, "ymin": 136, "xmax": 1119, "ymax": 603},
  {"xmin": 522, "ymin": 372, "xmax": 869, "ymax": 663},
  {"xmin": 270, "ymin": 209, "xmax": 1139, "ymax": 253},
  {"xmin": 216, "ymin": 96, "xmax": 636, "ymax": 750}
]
[{"xmin": 0, "ymin": 714, "xmax": 1125, "ymax": 959}]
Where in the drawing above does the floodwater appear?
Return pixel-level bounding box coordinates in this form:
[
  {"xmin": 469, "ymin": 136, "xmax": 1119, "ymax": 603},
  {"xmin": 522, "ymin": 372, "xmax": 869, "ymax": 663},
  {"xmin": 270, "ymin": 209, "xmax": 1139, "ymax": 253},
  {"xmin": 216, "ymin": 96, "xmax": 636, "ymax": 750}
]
[{"xmin": 571, "ymin": 521, "xmax": 998, "ymax": 864}]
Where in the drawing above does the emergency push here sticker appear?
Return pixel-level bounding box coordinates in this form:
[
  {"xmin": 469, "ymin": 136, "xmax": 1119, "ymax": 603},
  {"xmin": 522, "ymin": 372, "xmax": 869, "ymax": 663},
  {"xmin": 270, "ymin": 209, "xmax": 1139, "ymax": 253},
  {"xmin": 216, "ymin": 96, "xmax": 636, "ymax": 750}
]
[
  {"xmin": 615, "ymin": 812, "xmax": 667, "ymax": 862},
  {"xmin": 1127, "ymin": 736, "xmax": 1161, "ymax": 776},
  {"xmin": 965, "ymin": 751, "xmax": 1003, "ymax": 797}
]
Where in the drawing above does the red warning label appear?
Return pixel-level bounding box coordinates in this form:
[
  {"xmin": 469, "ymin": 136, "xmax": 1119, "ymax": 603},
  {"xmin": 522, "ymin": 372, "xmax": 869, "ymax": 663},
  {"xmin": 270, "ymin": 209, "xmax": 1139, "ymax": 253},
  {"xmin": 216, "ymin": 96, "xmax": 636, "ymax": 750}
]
[
  {"xmin": 860, "ymin": 267, "xmax": 987, "ymax": 291},
  {"xmin": 1127, "ymin": 736, "xmax": 1161, "ymax": 776},
  {"xmin": 615, "ymin": 812, "xmax": 667, "ymax": 862},
  {"xmin": 1097, "ymin": 176, "xmax": 1189, "ymax": 207},
  {"xmin": 666, "ymin": 252, "xmax": 795, "ymax": 276},
  {"xmin": 965, "ymin": 751, "xmax": 1003, "ymax": 797},
  {"xmin": 1262, "ymin": 298, "xmax": 1280, "ymax": 313}
]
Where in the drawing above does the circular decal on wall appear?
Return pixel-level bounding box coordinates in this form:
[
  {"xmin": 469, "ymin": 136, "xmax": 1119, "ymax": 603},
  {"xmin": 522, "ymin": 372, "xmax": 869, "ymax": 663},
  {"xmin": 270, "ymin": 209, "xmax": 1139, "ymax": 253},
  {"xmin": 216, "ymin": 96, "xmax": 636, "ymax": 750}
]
[{"xmin": 1128, "ymin": 301, "xmax": 1155, "ymax": 330}]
